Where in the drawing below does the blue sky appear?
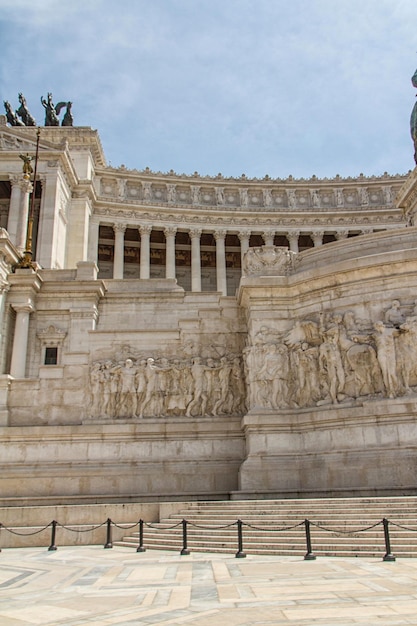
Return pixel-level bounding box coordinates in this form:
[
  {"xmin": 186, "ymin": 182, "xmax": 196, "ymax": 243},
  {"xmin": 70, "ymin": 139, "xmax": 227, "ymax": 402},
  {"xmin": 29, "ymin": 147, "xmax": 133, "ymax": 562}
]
[{"xmin": 1, "ymin": 0, "xmax": 417, "ymax": 179}]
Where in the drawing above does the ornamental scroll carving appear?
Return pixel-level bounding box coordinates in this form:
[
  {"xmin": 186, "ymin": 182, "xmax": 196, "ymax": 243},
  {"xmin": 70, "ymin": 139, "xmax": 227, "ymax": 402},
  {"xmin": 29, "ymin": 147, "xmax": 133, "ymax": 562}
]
[
  {"xmin": 88, "ymin": 354, "xmax": 246, "ymax": 419},
  {"xmin": 243, "ymin": 300, "xmax": 417, "ymax": 411},
  {"xmin": 242, "ymin": 246, "xmax": 296, "ymax": 277}
]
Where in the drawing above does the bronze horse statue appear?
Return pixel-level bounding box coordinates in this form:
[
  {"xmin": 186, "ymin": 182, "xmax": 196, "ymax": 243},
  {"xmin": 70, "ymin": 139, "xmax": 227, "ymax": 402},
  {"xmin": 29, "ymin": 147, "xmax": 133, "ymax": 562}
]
[{"xmin": 16, "ymin": 93, "xmax": 36, "ymax": 126}]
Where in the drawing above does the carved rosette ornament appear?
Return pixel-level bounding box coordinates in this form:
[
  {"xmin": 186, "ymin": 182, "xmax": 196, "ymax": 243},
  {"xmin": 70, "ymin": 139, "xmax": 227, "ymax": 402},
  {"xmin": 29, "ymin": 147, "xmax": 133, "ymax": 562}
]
[{"xmin": 242, "ymin": 246, "xmax": 296, "ymax": 277}]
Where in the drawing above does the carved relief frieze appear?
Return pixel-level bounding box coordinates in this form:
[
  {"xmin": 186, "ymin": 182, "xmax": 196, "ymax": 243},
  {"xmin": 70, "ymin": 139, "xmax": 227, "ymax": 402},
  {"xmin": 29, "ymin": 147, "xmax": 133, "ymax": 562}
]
[
  {"xmin": 88, "ymin": 351, "xmax": 246, "ymax": 419},
  {"xmin": 243, "ymin": 299, "xmax": 417, "ymax": 412}
]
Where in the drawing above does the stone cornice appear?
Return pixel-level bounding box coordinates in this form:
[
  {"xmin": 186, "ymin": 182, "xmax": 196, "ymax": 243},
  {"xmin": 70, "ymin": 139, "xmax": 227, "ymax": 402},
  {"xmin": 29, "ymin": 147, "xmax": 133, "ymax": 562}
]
[
  {"xmin": 93, "ymin": 169, "xmax": 406, "ymax": 226},
  {"xmin": 95, "ymin": 204, "xmax": 404, "ymax": 231}
]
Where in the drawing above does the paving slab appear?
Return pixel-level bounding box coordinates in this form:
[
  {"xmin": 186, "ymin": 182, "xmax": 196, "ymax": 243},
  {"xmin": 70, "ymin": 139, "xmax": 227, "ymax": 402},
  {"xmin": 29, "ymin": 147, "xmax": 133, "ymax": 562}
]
[{"xmin": 1, "ymin": 546, "xmax": 417, "ymax": 625}]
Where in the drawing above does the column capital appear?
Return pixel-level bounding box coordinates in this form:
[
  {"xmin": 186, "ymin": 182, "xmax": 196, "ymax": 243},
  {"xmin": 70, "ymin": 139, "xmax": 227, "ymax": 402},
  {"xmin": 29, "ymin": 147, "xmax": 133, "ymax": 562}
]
[
  {"xmin": 12, "ymin": 301, "xmax": 35, "ymax": 315},
  {"xmin": 214, "ymin": 229, "xmax": 227, "ymax": 241},
  {"xmin": 139, "ymin": 224, "xmax": 152, "ymax": 236},
  {"xmin": 8, "ymin": 174, "xmax": 21, "ymax": 186},
  {"xmin": 262, "ymin": 230, "xmax": 275, "ymax": 245},
  {"xmin": 164, "ymin": 226, "xmax": 177, "ymax": 237},
  {"xmin": 189, "ymin": 228, "xmax": 202, "ymax": 239},
  {"xmin": 238, "ymin": 230, "xmax": 251, "ymax": 242},
  {"xmin": 19, "ymin": 178, "xmax": 33, "ymax": 193},
  {"xmin": 113, "ymin": 222, "xmax": 127, "ymax": 234},
  {"xmin": 287, "ymin": 230, "xmax": 300, "ymax": 240},
  {"xmin": 335, "ymin": 229, "xmax": 349, "ymax": 240}
]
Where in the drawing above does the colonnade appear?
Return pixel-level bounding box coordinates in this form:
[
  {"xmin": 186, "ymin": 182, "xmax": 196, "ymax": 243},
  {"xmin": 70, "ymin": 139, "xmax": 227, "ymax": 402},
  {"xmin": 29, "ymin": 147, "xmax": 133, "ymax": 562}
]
[{"xmin": 91, "ymin": 222, "xmax": 364, "ymax": 295}]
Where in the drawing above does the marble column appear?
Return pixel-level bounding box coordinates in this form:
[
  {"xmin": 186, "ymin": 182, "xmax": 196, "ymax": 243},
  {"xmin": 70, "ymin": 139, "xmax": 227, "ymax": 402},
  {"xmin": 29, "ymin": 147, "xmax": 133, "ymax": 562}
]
[
  {"xmin": 190, "ymin": 228, "xmax": 202, "ymax": 292},
  {"xmin": 139, "ymin": 225, "xmax": 152, "ymax": 279},
  {"xmin": 262, "ymin": 230, "xmax": 275, "ymax": 247},
  {"xmin": 10, "ymin": 302, "xmax": 34, "ymax": 378},
  {"xmin": 7, "ymin": 175, "xmax": 22, "ymax": 243},
  {"xmin": 214, "ymin": 229, "xmax": 227, "ymax": 296},
  {"xmin": 287, "ymin": 231, "xmax": 300, "ymax": 253},
  {"xmin": 113, "ymin": 223, "xmax": 126, "ymax": 279},
  {"xmin": 16, "ymin": 179, "xmax": 33, "ymax": 250},
  {"xmin": 164, "ymin": 226, "xmax": 177, "ymax": 279},
  {"xmin": 311, "ymin": 231, "xmax": 324, "ymax": 247},
  {"xmin": 238, "ymin": 230, "xmax": 251, "ymax": 269}
]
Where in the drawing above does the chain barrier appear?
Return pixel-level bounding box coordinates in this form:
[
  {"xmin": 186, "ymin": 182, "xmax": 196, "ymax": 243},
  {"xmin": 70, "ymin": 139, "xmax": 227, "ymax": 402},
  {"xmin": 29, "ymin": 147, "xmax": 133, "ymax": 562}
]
[
  {"xmin": 144, "ymin": 521, "xmax": 182, "ymax": 530},
  {"xmin": 0, "ymin": 516, "xmax": 410, "ymax": 561},
  {"xmin": 388, "ymin": 521, "xmax": 417, "ymax": 532},
  {"xmin": 57, "ymin": 521, "xmax": 108, "ymax": 533},
  {"xmin": 242, "ymin": 521, "xmax": 305, "ymax": 532},
  {"xmin": 310, "ymin": 520, "xmax": 383, "ymax": 534},
  {"xmin": 187, "ymin": 521, "xmax": 237, "ymax": 530},
  {"xmin": 1, "ymin": 522, "xmax": 52, "ymax": 536}
]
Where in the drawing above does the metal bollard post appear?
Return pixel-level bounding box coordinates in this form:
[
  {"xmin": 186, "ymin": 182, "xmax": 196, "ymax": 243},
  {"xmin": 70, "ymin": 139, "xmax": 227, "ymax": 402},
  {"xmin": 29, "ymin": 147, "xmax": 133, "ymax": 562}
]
[
  {"xmin": 235, "ymin": 519, "xmax": 247, "ymax": 558},
  {"xmin": 304, "ymin": 519, "xmax": 316, "ymax": 560},
  {"xmin": 382, "ymin": 518, "xmax": 396, "ymax": 562},
  {"xmin": 48, "ymin": 520, "xmax": 58, "ymax": 551},
  {"xmin": 180, "ymin": 519, "xmax": 190, "ymax": 555},
  {"xmin": 104, "ymin": 518, "xmax": 113, "ymax": 549},
  {"xmin": 136, "ymin": 519, "xmax": 146, "ymax": 553}
]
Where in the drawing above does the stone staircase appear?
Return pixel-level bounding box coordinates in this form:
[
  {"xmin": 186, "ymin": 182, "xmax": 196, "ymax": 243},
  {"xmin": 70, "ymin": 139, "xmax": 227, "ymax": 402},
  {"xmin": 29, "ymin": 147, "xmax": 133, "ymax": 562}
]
[{"xmin": 115, "ymin": 497, "xmax": 417, "ymax": 558}]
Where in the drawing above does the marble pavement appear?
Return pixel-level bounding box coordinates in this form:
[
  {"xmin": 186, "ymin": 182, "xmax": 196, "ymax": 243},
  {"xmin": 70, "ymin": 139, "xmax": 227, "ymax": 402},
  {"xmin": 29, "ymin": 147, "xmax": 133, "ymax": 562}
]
[{"xmin": 2, "ymin": 546, "xmax": 417, "ymax": 625}]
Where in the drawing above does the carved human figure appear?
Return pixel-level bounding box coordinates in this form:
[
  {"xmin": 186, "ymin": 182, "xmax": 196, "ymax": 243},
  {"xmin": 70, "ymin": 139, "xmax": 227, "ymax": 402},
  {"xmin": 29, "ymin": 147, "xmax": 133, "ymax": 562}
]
[
  {"xmin": 384, "ymin": 300, "xmax": 405, "ymax": 329},
  {"xmin": 336, "ymin": 189, "xmax": 344, "ymax": 207},
  {"xmin": 287, "ymin": 189, "xmax": 296, "ymax": 208},
  {"xmin": 337, "ymin": 312, "xmax": 381, "ymax": 397},
  {"xmin": 397, "ymin": 317, "xmax": 417, "ymax": 393},
  {"xmin": 311, "ymin": 190, "xmax": 320, "ymax": 207},
  {"xmin": 139, "ymin": 358, "xmax": 161, "ymax": 418},
  {"xmin": 263, "ymin": 188, "xmax": 273, "ymax": 207},
  {"xmin": 109, "ymin": 364, "xmax": 121, "ymax": 416},
  {"xmin": 292, "ymin": 342, "xmax": 320, "ymax": 407},
  {"xmin": 100, "ymin": 361, "xmax": 113, "ymax": 417},
  {"xmin": 191, "ymin": 186, "xmax": 200, "ymax": 204},
  {"xmin": 186, "ymin": 357, "xmax": 211, "ymax": 417},
  {"xmin": 372, "ymin": 321, "xmax": 400, "ymax": 398},
  {"xmin": 319, "ymin": 326, "xmax": 345, "ymax": 404},
  {"xmin": 360, "ymin": 188, "xmax": 369, "ymax": 206},
  {"xmin": 212, "ymin": 357, "xmax": 232, "ymax": 415},
  {"xmin": 167, "ymin": 184, "xmax": 176, "ymax": 203},
  {"xmin": 89, "ymin": 363, "xmax": 103, "ymax": 416},
  {"xmin": 157, "ymin": 357, "xmax": 172, "ymax": 415},
  {"xmin": 215, "ymin": 187, "xmax": 225, "ymax": 205},
  {"xmin": 258, "ymin": 343, "xmax": 290, "ymax": 408},
  {"xmin": 230, "ymin": 357, "xmax": 246, "ymax": 414},
  {"xmin": 142, "ymin": 182, "xmax": 152, "ymax": 201},
  {"xmin": 355, "ymin": 322, "xmax": 399, "ymax": 399},
  {"xmin": 135, "ymin": 359, "xmax": 147, "ymax": 414},
  {"xmin": 119, "ymin": 359, "xmax": 138, "ymax": 417},
  {"xmin": 239, "ymin": 188, "xmax": 249, "ymax": 207}
]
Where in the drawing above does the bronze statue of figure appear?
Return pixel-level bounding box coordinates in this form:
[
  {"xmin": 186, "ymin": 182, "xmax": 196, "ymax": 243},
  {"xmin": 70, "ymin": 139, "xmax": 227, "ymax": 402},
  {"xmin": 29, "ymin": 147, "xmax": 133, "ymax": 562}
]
[
  {"xmin": 3, "ymin": 100, "xmax": 24, "ymax": 126},
  {"xmin": 16, "ymin": 93, "xmax": 36, "ymax": 126},
  {"xmin": 41, "ymin": 93, "xmax": 60, "ymax": 126},
  {"xmin": 55, "ymin": 101, "xmax": 73, "ymax": 126},
  {"xmin": 19, "ymin": 153, "xmax": 34, "ymax": 178},
  {"xmin": 411, "ymin": 68, "xmax": 417, "ymax": 166}
]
